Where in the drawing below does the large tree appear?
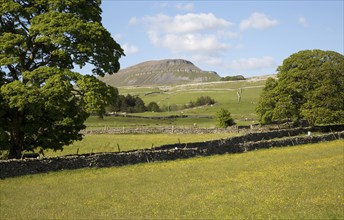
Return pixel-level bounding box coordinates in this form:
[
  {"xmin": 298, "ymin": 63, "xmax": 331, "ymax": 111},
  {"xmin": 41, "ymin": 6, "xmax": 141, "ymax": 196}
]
[
  {"xmin": 256, "ymin": 49, "xmax": 344, "ymax": 126},
  {"xmin": 0, "ymin": 0, "xmax": 124, "ymax": 158}
]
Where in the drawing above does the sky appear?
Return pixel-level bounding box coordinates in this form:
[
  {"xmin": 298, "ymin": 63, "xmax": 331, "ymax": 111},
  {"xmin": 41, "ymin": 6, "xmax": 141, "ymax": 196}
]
[{"xmin": 87, "ymin": 0, "xmax": 344, "ymax": 77}]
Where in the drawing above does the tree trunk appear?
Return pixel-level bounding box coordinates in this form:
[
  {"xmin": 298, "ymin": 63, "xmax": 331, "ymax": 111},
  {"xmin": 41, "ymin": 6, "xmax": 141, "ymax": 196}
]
[
  {"xmin": 8, "ymin": 111, "xmax": 25, "ymax": 159},
  {"xmin": 8, "ymin": 144, "xmax": 22, "ymax": 159}
]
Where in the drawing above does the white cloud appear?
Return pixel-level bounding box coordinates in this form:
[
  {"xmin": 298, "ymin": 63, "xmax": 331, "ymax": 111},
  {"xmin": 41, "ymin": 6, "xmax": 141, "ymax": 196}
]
[
  {"xmin": 298, "ymin": 16, "xmax": 308, "ymax": 27},
  {"xmin": 142, "ymin": 13, "xmax": 233, "ymax": 56},
  {"xmin": 158, "ymin": 33, "xmax": 230, "ymax": 54},
  {"xmin": 192, "ymin": 54, "xmax": 224, "ymax": 66},
  {"xmin": 122, "ymin": 43, "xmax": 139, "ymax": 55},
  {"xmin": 175, "ymin": 3, "xmax": 194, "ymax": 11},
  {"xmin": 129, "ymin": 17, "xmax": 137, "ymax": 25},
  {"xmin": 240, "ymin": 12, "xmax": 279, "ymax": 30},
  {"xmin": 227, "ymin": 56, "xmax": 276, "ymax": 70},
  {"xmin": 147, "ymin": 31, "xmax": 160, "ymax": 46},
  {"xmin": 219, "ymin": 30, "xmax": 241, "ymax": 39},
  {"xmin": 143, "ymin": 13, "xmax": 232, "ymax": 34}
]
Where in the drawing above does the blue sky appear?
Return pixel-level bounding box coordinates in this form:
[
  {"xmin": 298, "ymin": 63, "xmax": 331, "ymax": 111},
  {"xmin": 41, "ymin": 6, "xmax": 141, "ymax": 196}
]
[{"xmin": 92, "ymin": 0, "xmax": 343, "ymax": 77}]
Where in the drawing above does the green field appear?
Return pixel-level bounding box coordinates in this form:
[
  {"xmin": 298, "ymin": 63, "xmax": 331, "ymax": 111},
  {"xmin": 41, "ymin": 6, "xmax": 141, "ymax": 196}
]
[
  {"xmin": 1, "ymin": 140, "xmax": 343, "ymax": 219},
  {"xmin": 44, "ymin": 133, "xmax": 239, "ymax": 157},
  {"xmin": 85, "ymin": 115, "xmax": 217, "ymax": 129},
  {"xmin": 86, "ymin": 79, "xmax": 266, "ymax": 129},
  {"xmin": 129, "ymin": 80, "xmax": 264, "ymax": 119}
]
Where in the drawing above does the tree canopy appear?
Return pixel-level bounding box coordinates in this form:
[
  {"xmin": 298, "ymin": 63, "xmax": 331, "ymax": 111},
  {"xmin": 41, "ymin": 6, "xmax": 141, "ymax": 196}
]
[
  {"xmin": 256, "ymin": 49, "xmax": 344, "ymax": 126},
  {"xmin": 0, "ymin": 0, "xmax": 124, "ymax": 158}
]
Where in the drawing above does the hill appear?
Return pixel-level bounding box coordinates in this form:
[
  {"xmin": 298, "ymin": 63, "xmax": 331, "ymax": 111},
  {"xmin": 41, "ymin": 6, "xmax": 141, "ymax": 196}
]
[{"xmin": 101, "ymin": 59, "xmax": 221, "ymax": 87}]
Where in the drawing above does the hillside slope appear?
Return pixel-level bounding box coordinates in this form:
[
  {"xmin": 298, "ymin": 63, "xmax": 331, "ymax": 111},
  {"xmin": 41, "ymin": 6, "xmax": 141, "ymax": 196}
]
[{"xmin": 101, "ymin": 59, "xmax": 221, "ymax": 87}]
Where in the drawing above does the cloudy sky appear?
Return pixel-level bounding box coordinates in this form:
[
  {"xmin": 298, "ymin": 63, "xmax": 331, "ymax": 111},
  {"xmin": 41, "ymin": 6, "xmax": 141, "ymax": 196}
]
[{"xmin": 93, "ymin": 0, "xmax": 343, "ymax": 77}]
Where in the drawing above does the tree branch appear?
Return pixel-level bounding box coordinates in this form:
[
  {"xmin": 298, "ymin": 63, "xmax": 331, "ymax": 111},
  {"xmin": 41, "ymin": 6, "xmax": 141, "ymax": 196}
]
[
  {"xmin": 14, "ymin": 14, "xmax": 30, "ymax": 34},
  {"xmin": 6, "ymin": 65, "xmax": 19, "ymax": 81}
]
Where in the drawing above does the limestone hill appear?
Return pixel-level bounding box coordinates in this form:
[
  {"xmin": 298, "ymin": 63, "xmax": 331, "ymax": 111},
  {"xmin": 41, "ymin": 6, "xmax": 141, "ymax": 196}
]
[{"xmin": 101, "ymin": 59, "xmax": 221, "ymax": 87}]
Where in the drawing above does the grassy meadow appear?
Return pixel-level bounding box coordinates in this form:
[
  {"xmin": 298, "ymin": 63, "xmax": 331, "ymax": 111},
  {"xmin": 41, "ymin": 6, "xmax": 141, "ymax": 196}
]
[
  {"xmin": 1, "ymin": 140, "xmax": 343, "ymax": 219},
  {"xmin": 44, "ymin": 133, "xmax": 239, "ymax": 157}
]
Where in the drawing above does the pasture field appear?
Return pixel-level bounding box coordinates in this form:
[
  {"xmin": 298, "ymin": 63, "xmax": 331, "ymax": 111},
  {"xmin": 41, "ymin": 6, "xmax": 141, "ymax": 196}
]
[
  {"xmin": 86, "ymin": 79, "xmax": 266, "ymax": 129},
  {"xmin": 44, "ymin": 133, "xmax": 239, "ymax": 157},
  {"xmin": 120, "ymin": 80, "xmax": 265, "ymax": 118},
  {"xmin": 85, "ymin": 115, "xmax": 217, "ymax": 129},
  {"xmin": 1, "ymin": 140, "xmax": 343, "ymax": 219}
]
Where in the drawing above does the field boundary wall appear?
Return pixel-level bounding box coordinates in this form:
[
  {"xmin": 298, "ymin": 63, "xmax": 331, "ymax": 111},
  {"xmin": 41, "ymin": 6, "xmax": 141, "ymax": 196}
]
[
  {"xmin": 1, "ymin": 127, "xmax": 343, "ymax": 179},
  {"xmin": 83, "ymin": 124, "xmax": 344, "ymax": 135}
]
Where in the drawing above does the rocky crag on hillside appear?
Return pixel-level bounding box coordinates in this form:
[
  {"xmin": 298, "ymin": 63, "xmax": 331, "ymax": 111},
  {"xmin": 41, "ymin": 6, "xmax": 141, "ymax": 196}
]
[{"xmin": 101, "ymin": 59, "xmax": 221, "ymax": 87}]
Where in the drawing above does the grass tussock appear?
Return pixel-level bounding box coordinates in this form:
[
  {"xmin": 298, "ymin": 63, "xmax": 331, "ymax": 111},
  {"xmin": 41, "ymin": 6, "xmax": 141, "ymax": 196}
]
[{"xmin": 1, "ymin": 140, "xmax": 343, "ymax": 219}]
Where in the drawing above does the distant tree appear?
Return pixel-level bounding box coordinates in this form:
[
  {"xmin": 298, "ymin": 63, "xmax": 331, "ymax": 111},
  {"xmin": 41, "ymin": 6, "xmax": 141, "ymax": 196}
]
[
  {"xmin": 0, "ymin": 1, "xmax": 124, "ymax": 158},
  {"xmin": 111, "ymin": 94, "xmax": 146, "ymax": 113},
  {"xmin": 220, "ymin": 75, "xmax": 246, "ymax": 81},
  {"xmin": 146, "ymin": 102, "xmax": 160, "ymax": 112},
  {"xmin": 112, "ymin": 95, "xmax": 125, "ymax": 112},
  {"xmin": 186, "ymin": 96, "xmax": 216, "ymax": 109},
  {"xmin": 256, "ymin": 49, "xmax": 344, "ymax": 126},
  {"xmin": 134, "ymin": 97, "xmax": 145, "ymax": 113},
  {"xmin": 123, "ymin": 94, "xmax": 136, "ymax": 112},
  {"xmin": 195, "ymin": 96, "xmax": 215, "ymax": 106},
  {"xmin": 216, "ymin": 108, "xmax": 235, "ymax": 128}
]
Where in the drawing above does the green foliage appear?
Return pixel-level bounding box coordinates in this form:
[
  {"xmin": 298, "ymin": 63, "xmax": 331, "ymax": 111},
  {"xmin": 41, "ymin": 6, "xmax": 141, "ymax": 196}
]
[
  {"xmin": 146, "ymin": 101, "xmax": 160, "ymax": 112},
  {"xmin": 257, "ymin": 50, "xmax": 344, "ymax": 126},
  {"xmin": 187, "ymin": 96, "xmax": 216, "ymax": 108},
  {"xmin": 111, "ymin": 94, "xmax": 146, "ymax": 113},
  {"xmin": 256, "ymin": 77, "xmax": 278, "ymax": 124},
  {"xmin": 216, "ymin": 108, "xmax": 235, "ymax": 128},
  {"xmin": 220, "ymin": 75, "xmax": 246, "ymax": 81},
  {"xmin": 0, "ymin": 0, "xmax": 124, "ymax": 158},
  {"xmin": 77, "ymin": 75, "xmax": 119, "ymax": 117}
]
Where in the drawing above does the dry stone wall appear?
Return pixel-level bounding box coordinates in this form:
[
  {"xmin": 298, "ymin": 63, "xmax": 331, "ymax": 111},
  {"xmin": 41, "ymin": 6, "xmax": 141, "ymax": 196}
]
[
  {"xmin": 1, "ymin": 128, "xmax": 343, "ymax": 179},
  {"xmin": 84, "ymin": 126, "xmax": 241, "ymax": 135},
  {"xmin": 83, "ymin": 124, "xmax": 344, "ymax": 135}
]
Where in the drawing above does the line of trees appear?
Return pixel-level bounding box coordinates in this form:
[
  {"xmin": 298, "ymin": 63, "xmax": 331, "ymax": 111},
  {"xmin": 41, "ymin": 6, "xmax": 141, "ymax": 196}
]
[
  {"xmin": 106, "ymin": 95, "xmax": 216, "ymax": 113},
  {"xmin": 220, "ymin": 75, "xmax": 246, "ymax": 81},
  {"xmin": 107, "ymin": 94, "xmax": 160, "ymax": 113},
  {"xmin": 161, "ymin": 96, "xmax": 216, "ymax": 112}
]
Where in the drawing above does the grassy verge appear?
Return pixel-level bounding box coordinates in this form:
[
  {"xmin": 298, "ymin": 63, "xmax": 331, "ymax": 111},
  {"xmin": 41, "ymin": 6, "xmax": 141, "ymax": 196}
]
[{"xmin": 1, "ymin": 140, "xmax": 343, "ymax": 219}]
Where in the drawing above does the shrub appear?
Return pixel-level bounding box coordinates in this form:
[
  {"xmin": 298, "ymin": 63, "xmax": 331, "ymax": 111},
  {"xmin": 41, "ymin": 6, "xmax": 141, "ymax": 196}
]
[
  {"xmin": 146, "ymin": 102, "xmax": 161, "ymax": 112},
  {"xmin": 216, "ymin": 108, "xmax": 235, "ymax": 128},
  {"xmin": 186, "ymin": 96, "xmax": 216, "ymax": 109},
  {"xmin": 195, "ymin": 96, "xmax": 215, "ymax": 106}
]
